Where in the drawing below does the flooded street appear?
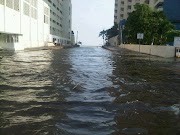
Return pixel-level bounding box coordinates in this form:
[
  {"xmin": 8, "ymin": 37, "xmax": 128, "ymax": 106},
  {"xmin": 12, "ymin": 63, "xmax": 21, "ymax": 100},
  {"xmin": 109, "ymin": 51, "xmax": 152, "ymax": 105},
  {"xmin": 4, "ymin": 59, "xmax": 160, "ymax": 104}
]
[{"xmin": 0, "ymin": 47, "xmax": 180, "ymax": 135}]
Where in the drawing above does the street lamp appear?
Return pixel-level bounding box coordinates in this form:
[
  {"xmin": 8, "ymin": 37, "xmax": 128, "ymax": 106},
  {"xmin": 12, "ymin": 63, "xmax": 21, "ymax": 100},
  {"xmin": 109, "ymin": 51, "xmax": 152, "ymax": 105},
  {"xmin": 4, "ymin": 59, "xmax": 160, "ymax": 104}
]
[{"xmin": 119, "ymin": 24, "xmax": 124, "ymax": 45}]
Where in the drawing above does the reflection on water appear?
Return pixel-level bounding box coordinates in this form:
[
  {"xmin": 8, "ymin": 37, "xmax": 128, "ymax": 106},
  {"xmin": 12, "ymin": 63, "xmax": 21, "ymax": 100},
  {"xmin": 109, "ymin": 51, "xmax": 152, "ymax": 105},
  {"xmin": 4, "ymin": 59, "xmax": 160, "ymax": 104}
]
[{"xmin": 0, "ymin": 47, "xmax": 180, "ymax": 135}]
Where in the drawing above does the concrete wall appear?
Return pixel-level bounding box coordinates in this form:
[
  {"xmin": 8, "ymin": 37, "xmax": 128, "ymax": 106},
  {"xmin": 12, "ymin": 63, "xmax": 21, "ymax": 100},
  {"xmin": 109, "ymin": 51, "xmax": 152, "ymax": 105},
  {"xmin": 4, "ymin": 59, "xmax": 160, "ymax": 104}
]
[
  {"xmin": 120, "ymin": 44, "xmax": 176, "ymax": 58},
  {"xmin": 0, "ymin": 0, "xmax": 50, "ymax": 50},
  {"xmin": 109, "ymin": 36, "xmax": 118, "ymax": 46},
  {"xmin": 0, "ymin": 0, "xmax": 72, "ymax": 50},
  {"xmin": 44, "ymin": 0, "xmax": 72, "ymax": 45},
  {"xmin": 62, "ymin": 0, "xmax": 72, "ymax": 41}
]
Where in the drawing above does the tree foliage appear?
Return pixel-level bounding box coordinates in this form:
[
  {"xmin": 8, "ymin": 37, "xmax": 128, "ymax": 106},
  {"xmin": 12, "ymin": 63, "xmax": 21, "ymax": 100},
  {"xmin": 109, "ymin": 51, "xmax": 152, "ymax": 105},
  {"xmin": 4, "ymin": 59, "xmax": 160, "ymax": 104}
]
[
  {"xmin": 99, "ymin": 23, "xmax": 118, "ymax": 43},
  {"xmin": 165, "ymin": 30, "xmax": 180, "ymax": 43},
  {"xmin": 99, "ymin": 29, "xmax": 107, "ymax": 44},
  {"xmin": 123, "ymin": 4, "xmax": 174, "ymax": 45},
  {"xmin": 106, "ymin": 23, "xmax": 118, "ymax": 39}
]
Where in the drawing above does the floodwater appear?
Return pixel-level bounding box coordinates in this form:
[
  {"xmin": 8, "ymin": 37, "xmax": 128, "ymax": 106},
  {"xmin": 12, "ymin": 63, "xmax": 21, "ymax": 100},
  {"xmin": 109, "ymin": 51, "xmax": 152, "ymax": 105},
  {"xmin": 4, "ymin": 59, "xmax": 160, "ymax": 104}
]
[{"xmin": 0, "ymin": 47, "xmax": 180, "ymax": 135}]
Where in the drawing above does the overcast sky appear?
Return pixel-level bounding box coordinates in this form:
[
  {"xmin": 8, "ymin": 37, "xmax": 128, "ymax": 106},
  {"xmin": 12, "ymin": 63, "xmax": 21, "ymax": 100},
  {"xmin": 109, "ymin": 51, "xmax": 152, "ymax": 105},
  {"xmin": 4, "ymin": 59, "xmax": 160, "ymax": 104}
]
[{"xmin": 71, "ymin": 0, "xmax": 114, "ymax": 46}]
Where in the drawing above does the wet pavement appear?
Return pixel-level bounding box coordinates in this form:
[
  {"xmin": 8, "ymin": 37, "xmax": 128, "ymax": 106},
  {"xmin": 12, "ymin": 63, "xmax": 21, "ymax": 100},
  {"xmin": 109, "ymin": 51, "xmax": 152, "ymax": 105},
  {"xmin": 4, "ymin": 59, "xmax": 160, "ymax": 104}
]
[{"xmin": 0, "ymin": 47, "xmax": 180, "ymax": 135}]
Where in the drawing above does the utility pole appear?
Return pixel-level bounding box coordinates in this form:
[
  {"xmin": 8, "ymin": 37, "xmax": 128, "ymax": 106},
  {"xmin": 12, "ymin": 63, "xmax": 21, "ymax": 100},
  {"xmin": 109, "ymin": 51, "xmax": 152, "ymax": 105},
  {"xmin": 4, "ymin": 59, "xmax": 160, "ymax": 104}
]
[{"xmin": 76, "ymin": 31, "xmax": 78, "ymax": 44}]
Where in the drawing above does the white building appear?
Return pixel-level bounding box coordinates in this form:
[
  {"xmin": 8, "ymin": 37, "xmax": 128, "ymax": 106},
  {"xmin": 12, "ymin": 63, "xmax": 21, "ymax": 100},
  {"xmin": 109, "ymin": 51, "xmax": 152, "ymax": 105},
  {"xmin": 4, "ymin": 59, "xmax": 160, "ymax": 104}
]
[
  {"xmin": 45, "ymin": 0, "xmax": 72, "ymax": 46},
  {"xmin": 0, "ymin": 0, "xmax": 72, "ymax": 51}
]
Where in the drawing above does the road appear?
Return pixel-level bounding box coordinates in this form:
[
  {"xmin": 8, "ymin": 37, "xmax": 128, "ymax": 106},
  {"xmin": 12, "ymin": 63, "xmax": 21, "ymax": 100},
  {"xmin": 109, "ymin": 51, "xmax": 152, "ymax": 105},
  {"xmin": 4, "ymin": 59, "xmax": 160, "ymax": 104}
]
[{"xmin": 0, "ymin": 47, "xmax": 180, "ymax": 135}]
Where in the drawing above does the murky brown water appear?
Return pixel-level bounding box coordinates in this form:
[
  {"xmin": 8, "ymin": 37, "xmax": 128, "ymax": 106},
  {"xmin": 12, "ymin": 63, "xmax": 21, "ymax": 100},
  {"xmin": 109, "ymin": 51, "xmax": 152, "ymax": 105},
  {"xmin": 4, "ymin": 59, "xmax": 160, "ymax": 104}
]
[{"xmin": 0, "ymin": 47, "xmax": 180, "ymax": 135}]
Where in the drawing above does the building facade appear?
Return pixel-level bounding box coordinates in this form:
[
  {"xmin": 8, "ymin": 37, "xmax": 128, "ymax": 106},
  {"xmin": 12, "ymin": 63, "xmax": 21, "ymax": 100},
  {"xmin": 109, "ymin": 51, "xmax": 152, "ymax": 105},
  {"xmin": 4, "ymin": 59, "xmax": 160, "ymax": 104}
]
[
  {"xmin": 114, "ymin": 0, "xmax": 180, "ymax": 29},
  {"xmin": 0, "ymin": 0, "xmax": 72, "ymax": 51},
  {"xmin": 114, "ymin": 0, "xmax": 155, "ymax": 24},
  {"xmin": 155, "ymin": 0, "xmax": 180, "ymax": 30},
  {"xmin": 45, "ymin": 0, "xmax": 72, "ymax": 45}
]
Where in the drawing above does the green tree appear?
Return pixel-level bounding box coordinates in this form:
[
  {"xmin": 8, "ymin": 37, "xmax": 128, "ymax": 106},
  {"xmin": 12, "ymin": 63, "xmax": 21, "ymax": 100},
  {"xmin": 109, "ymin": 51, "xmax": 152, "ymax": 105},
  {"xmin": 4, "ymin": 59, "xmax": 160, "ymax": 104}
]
[
  {"xmin": 106, "ymin": 23, "xmax": 119, "ymax": 39},
  {"xmin": 165, "ymin": 30, "xmax": 180, "ymax": 43},
  {"xmin": 99, "ymin": 23, "xmax": 119, "ymax": 45},
  {"xmin": 99, "ymin": 30, "xmax": 107, "ymax": 44},
  {"xmin": 123, "ymin": 4, "xmax": 174, "ymax": 45}
]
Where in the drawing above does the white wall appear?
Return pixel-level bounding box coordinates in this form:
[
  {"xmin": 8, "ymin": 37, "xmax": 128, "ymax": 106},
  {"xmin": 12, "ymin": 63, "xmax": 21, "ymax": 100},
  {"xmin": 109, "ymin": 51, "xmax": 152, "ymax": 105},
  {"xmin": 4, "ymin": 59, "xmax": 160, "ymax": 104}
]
[
  {"xmin": 120, "ymin": 44, "xmax": 176, "ymax": 58},
  {"xmin": 0, "ymin": 0, "xmax": 50, "ymax": 50},
  {"xmin": 62, "ymin": 0, "xmax": 72, "ymax": 42},
  {"xmin": 109, "ymin": 36, "xmax": 118, "ymax": 46},
  {"xmin": 5, "ymin": 7, "xmax": 21, "ymax": 34}
]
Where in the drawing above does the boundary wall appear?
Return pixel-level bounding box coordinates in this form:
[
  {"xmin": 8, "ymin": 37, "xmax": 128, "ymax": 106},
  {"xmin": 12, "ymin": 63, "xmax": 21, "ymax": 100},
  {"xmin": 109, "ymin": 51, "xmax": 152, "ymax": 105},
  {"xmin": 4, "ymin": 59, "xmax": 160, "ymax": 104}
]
[{"xmin": 119, "ymin": 44, "xmax": 176, "ymax": 58}]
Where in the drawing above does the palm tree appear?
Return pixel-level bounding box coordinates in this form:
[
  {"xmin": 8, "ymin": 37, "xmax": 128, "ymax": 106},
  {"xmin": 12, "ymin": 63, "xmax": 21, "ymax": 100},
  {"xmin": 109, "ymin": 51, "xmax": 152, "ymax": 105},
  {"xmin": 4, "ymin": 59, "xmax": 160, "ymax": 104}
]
[{"xmin": 99, "ymin": 30, "xmax": 107, "ymax": 45}]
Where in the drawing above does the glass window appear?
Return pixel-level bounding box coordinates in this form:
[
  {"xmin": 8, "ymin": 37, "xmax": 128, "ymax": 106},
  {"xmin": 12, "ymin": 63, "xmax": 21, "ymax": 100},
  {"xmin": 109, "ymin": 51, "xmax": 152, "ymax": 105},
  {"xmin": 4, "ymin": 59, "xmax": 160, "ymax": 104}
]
[
  {"xmin": 23, "ymin": 2, "xmax": 30, "ymax": 16},
  {"xmin": 44, "ymin": 15, "xmax": 49, "ymax": 24},
  {"xmin": 31, "ymin": 7, "xmax": 37, "ymax": 19},
  {"xmin": 6, "ymin": 0, "xmax": 13, "ymax": 9},
  {"xmin": 14, "ymin": 0, "xmax": 20, "ymax": 11},
  {"xmin": 0, "ymin": 0, "xmax": 4, "ymax": 5},
  {"xmin": 128, "ymin": 5, "xmax": 131, "ymax": 10},
  {"xmin": 31, "ymin": 0, "xmax": 37, "ymax": 8}
]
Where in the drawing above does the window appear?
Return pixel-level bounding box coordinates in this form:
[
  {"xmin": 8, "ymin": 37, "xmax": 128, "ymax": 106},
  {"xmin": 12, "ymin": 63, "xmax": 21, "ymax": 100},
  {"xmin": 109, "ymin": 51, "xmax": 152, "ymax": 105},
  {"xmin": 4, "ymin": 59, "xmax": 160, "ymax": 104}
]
[
  {"xmin": 44, "ymin": 7, "xmax": 49, "ymax": 16},
  {"xmin": 6, "ymin": 35, "xmax": 10, "ymax": 43},
  {"xmin": 25, "ymin": 0, "xmax": 30, "ymax": 3},
  {"xmin": 6, "ymin": 0, "xmax": 13, "ymax": 9},
  {"xmin": 31, "ymin": 7, "xmax": 37, "ymax": 19},
  {"xmin": 23, "ymin": 2, "xmax": 30, "ymax": 16},
  {"xmin": 128, "ymin": 5, "xmax": 131, "ymax": 10},
  {"xmin": 53, "ymin": 38, "xmax": 56, "ymax": 42},
  {"xmin": 6, "ymin": 0, "xmax": 20, "ymax": 11},
  {"xmin": 31, "ymin": 0, "xmax": 37, "ymax": 8},
  {"xmin": 44, "ymin": 15, "xmax": 48, "ymax": 24},
  {"xmin": 53, "ymin": 3, "xmax": 56, "ymax": 8},
  {"xmin": 121, "ymin": 8, "xmax": 124, "ymax": 11},
  {"xmin": 115, "ymin": 10, "xmax": 117, "ymax": 13},
  {"xmin": 53, "ymin": 12, "xmax": 56, "ymax": 16},
  {"xmin": 0, "ymin": 0, "xmax": 4, "ymax": 5},
  {"xmin": 13, "ymin": 35, "xmax": 19, "ymax": 43},
  {"xmin": 14, "ymin": 0, "xmax": 20, "ymax": 11},
  {"xmin": 114, "ymin": 16, "xmax": 117, "ymax": 19},
  {"xmin": 5, "ymin": 35, "xmax": 18, "ymax": 43},
  {"xmin": 145, "ymin": 0, "xmax": 150, "ymax": 4}
]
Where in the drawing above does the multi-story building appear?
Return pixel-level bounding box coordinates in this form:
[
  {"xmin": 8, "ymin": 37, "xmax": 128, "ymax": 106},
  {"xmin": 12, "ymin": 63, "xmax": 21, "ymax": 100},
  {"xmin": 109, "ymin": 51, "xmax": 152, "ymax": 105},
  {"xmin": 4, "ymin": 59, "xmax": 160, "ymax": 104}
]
[
  {"xmin": 114, "ymin": 0, "xmax": 155, "ymax": 24},
  {"xmin": 45, "ymin": 0, "xmax": 72, "ymax": 45},
  {"xmin": 114, "ymin": 0, "xmax": 180, "ymax": 30},
  {"xmin": 154, "ymin": 0, "xmax": 180, "ymax": 30},
  {"xmin": 0, "ymin": 0, "xmax": 72, "ymax": 51}
]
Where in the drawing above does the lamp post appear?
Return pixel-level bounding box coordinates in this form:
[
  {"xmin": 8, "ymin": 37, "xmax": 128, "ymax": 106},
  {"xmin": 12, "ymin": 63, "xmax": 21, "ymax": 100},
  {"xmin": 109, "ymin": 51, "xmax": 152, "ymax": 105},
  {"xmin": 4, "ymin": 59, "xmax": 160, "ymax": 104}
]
[
  {"xmin": 118, "ymin": 23, "xmax": 123, "ymax": 45},
  {"xmin": 119, "ymin": 24, "xmax": 124, "ymax": 45},
  {"xmin": 120, "ymin": 25, "xmax": 123, "ymax": 45}
]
